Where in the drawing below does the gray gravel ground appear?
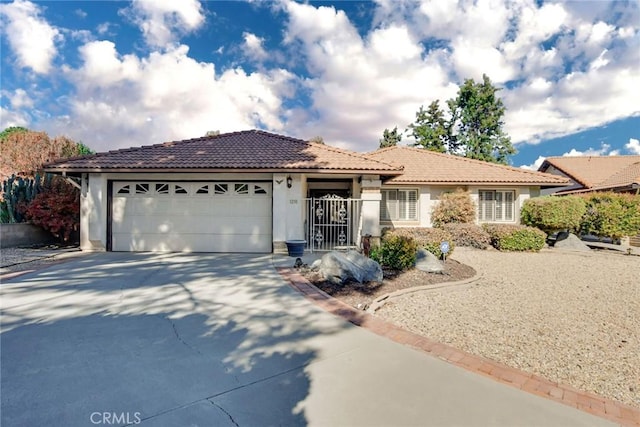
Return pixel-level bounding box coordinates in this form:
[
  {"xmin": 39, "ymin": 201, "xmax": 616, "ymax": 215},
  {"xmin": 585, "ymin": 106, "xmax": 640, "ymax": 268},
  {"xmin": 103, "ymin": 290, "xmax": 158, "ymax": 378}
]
[
  {"xmin": 0, "ymin": 246, "xmax": 82, "ymax": 276},
  {"xmin": 377, "ymin": 247, "xmax": 640, "ymax": 408}
]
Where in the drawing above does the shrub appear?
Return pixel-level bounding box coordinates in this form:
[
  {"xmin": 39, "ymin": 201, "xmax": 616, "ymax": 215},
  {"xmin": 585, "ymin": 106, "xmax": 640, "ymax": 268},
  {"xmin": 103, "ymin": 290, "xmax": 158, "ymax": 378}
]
[
  {"xmin": 431, "ymin": 188, "xmax": 476, "ymax": 226},
  {"xmin": 482, "ymin": 224, "xmax": 546, "ymax": 252},
  {"xmin": 520, "ymin": 196, "xmax": 586, "ymax": 233},
  {"xmin": 372, "ymin": 234, "xmax": 418, "ymax": 270},
  {"xmin": 24, "ymin": 177, "xmax": 79, "ymax": 242},
  {"xmin": 440, "ymin": 223, "xmax": 491, "ymax": 249},
  {"xmin": 389, "ymin": 227, "xmax": 455, "ymax": 258},
  {"xmin": 578, "ymin": 192, "xmax": 640, "ymax": 240}
]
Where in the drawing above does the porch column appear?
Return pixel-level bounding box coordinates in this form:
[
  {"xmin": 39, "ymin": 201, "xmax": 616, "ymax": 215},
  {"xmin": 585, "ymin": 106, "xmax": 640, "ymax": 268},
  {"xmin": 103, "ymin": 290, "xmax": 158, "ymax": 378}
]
[{"xmin": 360, "ymin": 177, "xmax": 382, "ymax": 244}]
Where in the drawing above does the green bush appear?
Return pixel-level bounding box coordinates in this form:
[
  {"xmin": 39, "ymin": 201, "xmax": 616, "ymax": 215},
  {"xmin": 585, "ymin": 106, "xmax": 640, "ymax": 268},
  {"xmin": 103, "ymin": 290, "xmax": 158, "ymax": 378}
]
[
  {"xmin": 520, "ymin": 196, "xmax": 586, "ymax": 233},
  {"xmin": 372, "ymin": 234, "xmax": 418, "ymax": 270},
  {"xmin": 578, "ymin": 192, "xmax": 640, "ymax": 240},
  {"xmin": 389, "ymin": 227, "xmax": 455, "ymax": 258},
  {"xmin": 431, "ymin": 188, "xmax": 476, "ymax": 226},
  {"xmin": 440, "ymin": 223, "xmax": 491, "ymax": 249},
  {"xmin": 482, "ymin": 224, "xmax": 546, "ymax": 252}
]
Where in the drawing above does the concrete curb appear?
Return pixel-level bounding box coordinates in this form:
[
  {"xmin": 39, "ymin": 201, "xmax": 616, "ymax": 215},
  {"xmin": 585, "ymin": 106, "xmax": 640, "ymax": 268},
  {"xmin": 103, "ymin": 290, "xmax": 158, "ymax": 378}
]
[
  {"xmin": 366, "ymin": 274, "xmax": 484, "ymax": 314},
  {"xmin": 277, "ymin": 267, "xmax": 640, "ymax": 427}
]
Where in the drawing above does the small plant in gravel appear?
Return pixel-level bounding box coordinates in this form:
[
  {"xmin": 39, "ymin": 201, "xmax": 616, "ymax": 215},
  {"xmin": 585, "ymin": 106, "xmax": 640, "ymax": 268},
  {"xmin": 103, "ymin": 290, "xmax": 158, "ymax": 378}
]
[
  {"xmin": 371, "ymin": 234, "xmax": 418, "ymax": 271},
  {"xmin": 439, "ymin": 223, "xmax": 491, "ymax": 249},
  {"xmin": 431, "ymin": 188, "xmax": 476, "ymax": 226},
  {"xmin": 482, "ymin": 224, "xmax": 546, "ymax": 251},
  {"xmin": 388, "ymin": 227, "xmax": 455, "ymax": 258}
]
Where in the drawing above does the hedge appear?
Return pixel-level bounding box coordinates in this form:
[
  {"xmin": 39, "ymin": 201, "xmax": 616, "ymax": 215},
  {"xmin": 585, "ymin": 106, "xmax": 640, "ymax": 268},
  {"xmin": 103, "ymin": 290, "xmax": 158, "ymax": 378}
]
[
  {"xmin": 387, "ymin": 227, "xmax": 455, "ymax": 258},
  {"xmin": 482, "ymin": 224, "xmax": 546, "ymax": 252},
  {"xmin": 578, "ymin": 192, "xmax": 640, "ymax": 240},
  {"xmin": 439, "ymin": 223, "xmax": 491, "ymax": 249},
  {"xmin": 520, "ymin": 196, "xmax": 586, "ymax": 233}
]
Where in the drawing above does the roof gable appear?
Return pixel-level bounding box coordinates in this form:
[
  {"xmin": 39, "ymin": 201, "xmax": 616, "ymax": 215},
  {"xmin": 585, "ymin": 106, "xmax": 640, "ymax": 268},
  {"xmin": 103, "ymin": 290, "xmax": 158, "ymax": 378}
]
[
  {"xmin": 540, "ymin": 156, "xmax": 640, "ymax": 189},
  {"xmin": 44, "ymin": 130, "xmax": 402, "ymax": 175},
  {"xmin": 369, "ymin": 146, "xmax": 568, "ymax": 185}
]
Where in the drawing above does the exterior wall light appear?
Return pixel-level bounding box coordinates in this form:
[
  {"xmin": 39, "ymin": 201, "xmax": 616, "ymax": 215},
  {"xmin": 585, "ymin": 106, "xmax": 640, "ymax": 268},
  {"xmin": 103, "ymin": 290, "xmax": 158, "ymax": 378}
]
[{"xmin": 286, "ymin": 175, "xmax": 293, "ymax": 188}]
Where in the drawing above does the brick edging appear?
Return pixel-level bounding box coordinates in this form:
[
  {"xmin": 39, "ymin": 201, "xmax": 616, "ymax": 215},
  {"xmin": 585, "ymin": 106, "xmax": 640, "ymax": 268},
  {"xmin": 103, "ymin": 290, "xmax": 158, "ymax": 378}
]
[{"xmin": 277, "ymin": 267, "xmax": 640, "ymax": 427}]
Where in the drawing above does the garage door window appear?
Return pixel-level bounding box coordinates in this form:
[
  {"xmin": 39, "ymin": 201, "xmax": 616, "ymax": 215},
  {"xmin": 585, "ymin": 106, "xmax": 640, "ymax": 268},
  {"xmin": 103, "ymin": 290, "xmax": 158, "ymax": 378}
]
[{"xmin": 155, "ymin": 183, "xmax": 169, "ymax": 194}]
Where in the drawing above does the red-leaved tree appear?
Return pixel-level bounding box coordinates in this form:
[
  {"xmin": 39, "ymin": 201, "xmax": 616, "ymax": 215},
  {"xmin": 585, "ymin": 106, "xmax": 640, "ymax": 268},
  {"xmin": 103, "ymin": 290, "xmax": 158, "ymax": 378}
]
[{"xmin": 24, "ymin": 177, "xmax": 80, "ymax": 242}]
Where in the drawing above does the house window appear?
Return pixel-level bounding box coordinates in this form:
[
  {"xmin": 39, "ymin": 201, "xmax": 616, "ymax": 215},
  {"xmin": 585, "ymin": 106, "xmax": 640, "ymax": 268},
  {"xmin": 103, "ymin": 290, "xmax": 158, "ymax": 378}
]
[
  {"xmin": 479, "ymin": 190, "xmax": 515, "ymax": 222},
  {"xmin": 381, "ymin": 189, "xmax": 418, "ymax": 221}
]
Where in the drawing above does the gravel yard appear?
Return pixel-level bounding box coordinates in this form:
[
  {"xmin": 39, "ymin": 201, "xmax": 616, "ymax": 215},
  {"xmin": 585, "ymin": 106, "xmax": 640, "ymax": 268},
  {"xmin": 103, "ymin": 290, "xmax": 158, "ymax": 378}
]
[{"xmin": 377, "ymin": 247, "xmax": 640, "ymax": 408}]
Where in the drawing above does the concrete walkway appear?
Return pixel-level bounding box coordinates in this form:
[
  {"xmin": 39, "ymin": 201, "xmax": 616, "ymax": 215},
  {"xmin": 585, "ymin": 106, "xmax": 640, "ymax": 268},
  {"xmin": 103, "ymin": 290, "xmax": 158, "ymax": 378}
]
[{"xmin": 1, "ymin": 253, "xmax": 614, "ymax": 426}]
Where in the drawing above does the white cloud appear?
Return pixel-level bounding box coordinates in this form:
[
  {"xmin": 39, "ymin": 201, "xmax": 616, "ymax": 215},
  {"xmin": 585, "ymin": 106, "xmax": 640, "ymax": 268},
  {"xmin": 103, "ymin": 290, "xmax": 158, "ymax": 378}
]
[
  {"xmin": 7, "ymin": 88, "xmax": 34, "ymax": 109},
  {"xmin": 0, "ymin": 0, "xmax": 61, "ymax": 74},
  {"xmin": 122, "ymin": 0, "xmax": 205, "ymax": 48},
  {"xmin": 242, "ymin": 32, "xmax": 268, "ymax": 61},
  {"xmin": 562, "ymin": 142, "xmax": 614, "ymax": 157},
  {"xmin": 74, "ymin": 8, "xmax": 87, "ymax": 19},
  {"xmin": 53, "ymin": 42, "xmax": 295, "ymax": 151},
  {"xmin": 626, "ymin": 138, "xmax": 640, "ymax": 155},
  {"xmin": 520, "ymin": 155, "xmax": 546, "ymax": 170}
]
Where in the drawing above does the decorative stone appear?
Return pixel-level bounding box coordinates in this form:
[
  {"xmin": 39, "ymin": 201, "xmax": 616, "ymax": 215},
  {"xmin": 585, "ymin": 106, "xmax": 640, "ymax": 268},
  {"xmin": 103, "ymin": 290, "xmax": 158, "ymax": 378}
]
[
  {"xmin": 554, "ymin": 233, "xmax": 591, "ymax": 252},
  {"xmin": 415, "ymin": 248, "xmax": 445, "ymax": 273},
  {"xmin": 314, "ymin": 251, "xmax": 383, "ymax": 285}
]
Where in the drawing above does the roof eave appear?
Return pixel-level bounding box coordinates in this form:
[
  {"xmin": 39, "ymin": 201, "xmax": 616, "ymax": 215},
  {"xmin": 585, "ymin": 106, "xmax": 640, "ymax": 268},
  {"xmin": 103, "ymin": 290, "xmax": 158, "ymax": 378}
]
[
  {"xmin": 43, "ymin": 167, "xmax": 403, "ymax": 176},
  {"xmin": 384, "ymin": 180, "xmax": 569, "ymax": 186}
]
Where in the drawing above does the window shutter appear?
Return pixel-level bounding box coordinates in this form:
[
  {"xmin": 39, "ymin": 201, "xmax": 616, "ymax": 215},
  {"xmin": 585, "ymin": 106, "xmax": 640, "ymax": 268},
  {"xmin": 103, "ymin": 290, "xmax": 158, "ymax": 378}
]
[{"xmin": 408, "ymin": 190, "xmax": 417, "ymax": 220}]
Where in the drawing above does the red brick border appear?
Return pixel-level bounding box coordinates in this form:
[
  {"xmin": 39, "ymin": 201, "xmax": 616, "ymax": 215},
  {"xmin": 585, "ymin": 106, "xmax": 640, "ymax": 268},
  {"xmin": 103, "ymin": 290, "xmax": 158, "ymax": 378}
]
[{"xmin": 278, "ymin": 267, "xmax": 640, "ymax": 427}]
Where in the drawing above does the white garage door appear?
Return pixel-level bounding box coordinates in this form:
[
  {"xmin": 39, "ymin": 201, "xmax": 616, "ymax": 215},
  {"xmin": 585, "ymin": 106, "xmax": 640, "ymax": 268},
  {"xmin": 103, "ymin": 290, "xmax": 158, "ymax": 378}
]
[{"xmin": 111, "ymin": 181, "xmax": 272, "ymax": 252}]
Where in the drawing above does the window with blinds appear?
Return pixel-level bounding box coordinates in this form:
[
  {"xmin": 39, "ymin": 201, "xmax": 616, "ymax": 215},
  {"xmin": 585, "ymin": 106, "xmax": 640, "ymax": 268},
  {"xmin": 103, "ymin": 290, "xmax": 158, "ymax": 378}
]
[
  {"xmin": 479, "ymin": 190, "xmax": 515, "ymax": 222},
  {"xmin": 381, "ymin": 189, "xmax": 418, "ymax": 221}
]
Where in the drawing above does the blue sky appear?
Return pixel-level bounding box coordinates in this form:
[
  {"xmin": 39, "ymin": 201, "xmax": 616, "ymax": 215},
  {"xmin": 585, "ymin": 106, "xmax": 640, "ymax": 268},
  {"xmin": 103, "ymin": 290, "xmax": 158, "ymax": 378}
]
[{"xmin": 1, "ymin": 0, "xmax": 639, "ymax": 169}]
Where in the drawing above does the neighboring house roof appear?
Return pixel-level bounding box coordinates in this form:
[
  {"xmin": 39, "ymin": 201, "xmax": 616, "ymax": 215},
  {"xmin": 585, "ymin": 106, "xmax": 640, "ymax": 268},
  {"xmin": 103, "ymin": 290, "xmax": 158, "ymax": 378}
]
[
  {"xmin": 539, "ymin": 156, "xmax": 640, "ymax": 193},
  {"xmin": 368, "ymin": 146, "xmax": 569, "ymax": 186},
  {"xmin": 44, "ymin": 130, "xmax": 403, "ymax": 175}
]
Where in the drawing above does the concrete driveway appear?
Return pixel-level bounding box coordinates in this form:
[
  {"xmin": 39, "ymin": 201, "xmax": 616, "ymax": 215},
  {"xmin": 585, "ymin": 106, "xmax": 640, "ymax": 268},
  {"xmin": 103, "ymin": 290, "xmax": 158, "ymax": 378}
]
[{"xmin": 1, "ymin": 253, "xmax": 613, "ymax": 426}]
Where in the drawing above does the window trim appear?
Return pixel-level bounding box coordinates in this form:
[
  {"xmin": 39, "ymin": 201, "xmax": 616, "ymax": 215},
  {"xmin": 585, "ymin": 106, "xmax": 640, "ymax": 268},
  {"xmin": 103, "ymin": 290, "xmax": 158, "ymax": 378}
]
[
  {"xmin": 381, "ymin": 188, "xmax": 419, "ymax": 222},
  {"xmin": 478, "ymin": 189, "xmax": 516, "ymax": 223}
]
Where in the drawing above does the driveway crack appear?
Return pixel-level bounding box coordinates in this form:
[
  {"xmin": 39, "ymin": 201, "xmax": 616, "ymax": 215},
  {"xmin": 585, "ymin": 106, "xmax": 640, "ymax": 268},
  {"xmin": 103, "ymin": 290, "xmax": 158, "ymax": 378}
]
[
  {"xmin": 164, "ymin": 315, "xmax": 202, "ymax": 355},
  {"xmin": 209, "ymin": 400, "xmax": 239, "ymax": 427}
]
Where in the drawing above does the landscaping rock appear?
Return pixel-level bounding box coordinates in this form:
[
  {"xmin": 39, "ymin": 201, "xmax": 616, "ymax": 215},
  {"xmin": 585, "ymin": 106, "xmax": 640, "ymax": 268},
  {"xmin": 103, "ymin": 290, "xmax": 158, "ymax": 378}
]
[
  {"xmin": 415, "ymin": 248, "xmax": 445, "ymax": 273},
  {"xmin": 314, "ymin": 251, "xmax": 383, "ymax": 285},
  {"xmin": 554, "ymin": 233, "xmax": 591, "ymax": 252}
]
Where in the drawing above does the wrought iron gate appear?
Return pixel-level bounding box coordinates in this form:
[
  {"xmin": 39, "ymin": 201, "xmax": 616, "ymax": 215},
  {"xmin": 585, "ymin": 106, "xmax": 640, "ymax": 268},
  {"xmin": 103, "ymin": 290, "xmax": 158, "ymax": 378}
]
[{"xmin": 304, "ymin": 196, "xmax": 362, "ymax": 252}]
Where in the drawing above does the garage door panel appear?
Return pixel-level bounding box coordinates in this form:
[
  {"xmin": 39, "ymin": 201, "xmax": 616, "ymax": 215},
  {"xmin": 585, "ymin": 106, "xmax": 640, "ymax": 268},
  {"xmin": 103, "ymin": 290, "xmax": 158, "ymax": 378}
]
[
  {"xmin": 112, "ymin": 232, "xmax": 272, "ymax": 252},
  {"xmin": 111, "ymin": 181, "xmax": 272, "ymax": 252}
]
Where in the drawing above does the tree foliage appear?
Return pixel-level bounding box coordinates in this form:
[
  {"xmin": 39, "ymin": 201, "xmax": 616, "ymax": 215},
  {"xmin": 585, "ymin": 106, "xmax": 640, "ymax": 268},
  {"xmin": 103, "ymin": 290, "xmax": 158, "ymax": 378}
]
[
  {"xmin": 407, "ymin": 75, "xmax": 516, "ymax": 164},
  {"xmin": 24, "ymin": 176, "xmax": 80, "ymax": 242},
  {"xmin": 0, "ymin": 128, "xmax": 94, "ymax": 181},
  {"xmin": 379, "ymin": 126, "xmax": 403, "ymax": 148},
  {"xmin": 407, "ymin": 100, "xmax": 450, "ymax": 153}
]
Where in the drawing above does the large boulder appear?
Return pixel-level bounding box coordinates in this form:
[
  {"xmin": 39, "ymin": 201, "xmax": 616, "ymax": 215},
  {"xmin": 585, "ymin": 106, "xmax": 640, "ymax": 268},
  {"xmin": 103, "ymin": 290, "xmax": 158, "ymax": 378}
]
[
  {"xmin": 415, "ymin": 248, "xmax": 445, "ymax": 273},
  {"xmin": 314, "ymin": 251, "xmax": 383, "ymax": 285},
  {"xmin": 554, "ymin": 233, "xmax": 591, "ymax": 252}
]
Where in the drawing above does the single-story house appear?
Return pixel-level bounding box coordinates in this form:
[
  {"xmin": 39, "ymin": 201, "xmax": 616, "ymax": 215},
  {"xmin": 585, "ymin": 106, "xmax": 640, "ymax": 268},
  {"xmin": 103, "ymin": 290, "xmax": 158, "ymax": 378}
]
[
  {"xmin": 45, "ymin": 130, "xmax": 568, "ymax": 253},
  {"xmin": 538, "ymin": 155, "xmax": 640, "ymax": 195}
]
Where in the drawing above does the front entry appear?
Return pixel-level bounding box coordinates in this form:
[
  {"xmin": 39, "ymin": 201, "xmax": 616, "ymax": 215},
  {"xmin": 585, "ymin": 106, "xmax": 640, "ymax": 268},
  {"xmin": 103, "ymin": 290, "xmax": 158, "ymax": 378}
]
[{"xmin": 306, "ymin": 190, "xmax": 360, "ymax": 251}]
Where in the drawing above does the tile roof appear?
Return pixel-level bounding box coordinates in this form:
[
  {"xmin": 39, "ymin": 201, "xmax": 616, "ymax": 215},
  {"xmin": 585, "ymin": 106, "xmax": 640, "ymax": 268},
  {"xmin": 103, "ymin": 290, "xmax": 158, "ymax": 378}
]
[
  {"xmin": 540, "ymin": 156, "xmax": 640, "ymax": 190},
  {"xmin": 368, "ymin": 146, "xmax": 569, "ymax": 185},
  {"xmin": 44, "ymin": 130, "xmax": 402, "ymax": 175}
]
